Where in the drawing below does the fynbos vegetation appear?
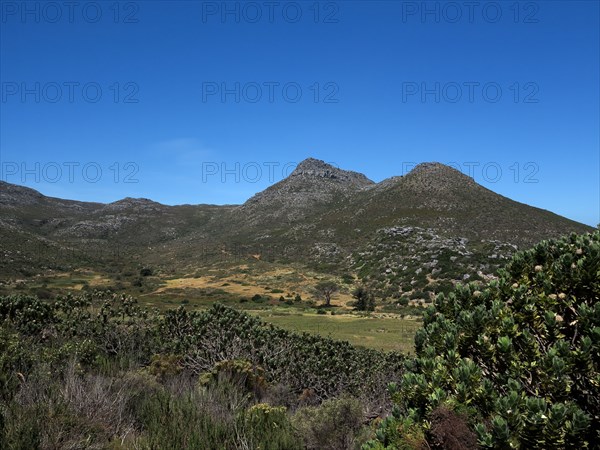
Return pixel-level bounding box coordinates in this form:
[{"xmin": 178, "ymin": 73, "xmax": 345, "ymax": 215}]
[
  {"xmin": 0, "ymin": 291, "xmax": 403, "ymax": 448},
  {"xmin": 365, "ymin": 231, "xmax": 600, "ymax": 449},
  {"xmin": 1, "ymin": 160, "xmax": 597, "ymax": 448},
  {"xmin": 1, "ymin": 231, "xmax": 597, "ymax": 448}
]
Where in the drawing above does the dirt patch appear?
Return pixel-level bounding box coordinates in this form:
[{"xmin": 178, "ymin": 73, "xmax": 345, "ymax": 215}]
[{"xmin": 149, "ymin": 265, "xmax": 356, "ymax": 308}]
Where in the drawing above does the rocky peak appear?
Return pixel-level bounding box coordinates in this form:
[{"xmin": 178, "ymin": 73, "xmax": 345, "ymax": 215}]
[
  {"xmin": 103, "ymin": 197, "xmax": 164, "ymax": 213},
  {"xmin": 290, "ymin": 158, "xmax": 373, "ymax": 187},
  {"xmin": 0, "ymin": 181, "xmax": 45, "ymax": 205},
  {"xmin": 291, "ymin": 158, "xmax": 337, "ymax": 177},
  {"xmin": 239, "ymin": 158, "xmax": 373, "ymax": 225},
  {"xmin": 409, "ymin": 162, "xmax": 462, "ymax": 175},
  {"xmin": 403, "ymin": 162, "xmax": 479, "ymax": 189}
]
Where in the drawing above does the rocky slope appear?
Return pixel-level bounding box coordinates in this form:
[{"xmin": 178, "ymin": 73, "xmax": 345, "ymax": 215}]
[
  {"xmin": 0, "ymin": 159, "xmax": 593, "ymax": 299},
  {"xmin": 237, "ymin": 158, "xmax": 374, "ymax": 225}
]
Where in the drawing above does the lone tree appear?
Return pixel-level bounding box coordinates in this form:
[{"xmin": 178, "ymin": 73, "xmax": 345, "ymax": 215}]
[
  {"xmin": 314, "ymin": 281, "xmax": 338, "ymax": 307},
  {"xmin": 353, "ymin": 285, "xmax": 375, "ymax": 311}
]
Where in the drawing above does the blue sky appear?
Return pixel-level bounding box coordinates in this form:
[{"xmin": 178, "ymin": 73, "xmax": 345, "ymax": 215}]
[{"xmin": 1, "ymin": 0, "xmax": 598, "ymax": 226}]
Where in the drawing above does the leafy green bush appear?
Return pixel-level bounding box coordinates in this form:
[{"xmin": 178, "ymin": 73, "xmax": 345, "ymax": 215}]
[
  {"xmin": 199, "ymin": 359, "xmax": 267, "ymax": 399},
  {"xmin": 293, "ymin": 396, "xmax": 367, "ymax": 450},
  {"xmin": 342, "ymin": 274, "xmax": 355, "ymax": 284},
  {"xmin": 353, "ymin": 286, "xmax": 376, "ymax": 311},
  {"xmin": 159, "ymin": 304, "xmax": 404, "ymax": 401},
  {"xmin": 0, "ymin": 289, "xmax": 404, "ymax": 448},
  {"xmin": 241, "ymin": 403, "xmax": 300, "ymax": 450},
  {"xmin": 366, "ymin": 231, "xmax": 600, "ymax": 449}
]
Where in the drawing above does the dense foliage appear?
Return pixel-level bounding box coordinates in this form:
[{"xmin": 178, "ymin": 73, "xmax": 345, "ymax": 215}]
[
  {"xmin": 366, "ymin": 231, "xmax": 600, "ymax": 449},
  {"xmin": 0, "ymin": 292, "xmax": 403, "ymax": 448},
  {"xmin": 159, "ymin": 303, "xmax": 404, "ymax": 401},
  {"xmin": 2, "ymin": 230, "xmax": 597, "ymax": 448}
]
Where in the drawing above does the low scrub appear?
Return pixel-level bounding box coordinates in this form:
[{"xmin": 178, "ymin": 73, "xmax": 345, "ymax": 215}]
[
  {"xmin": 366, "ymin": 231, "xmax": 600, "ymax": 449},
  {"xmin": 0, "ymin": 290, "xmax": 404, "ymax": 448}
]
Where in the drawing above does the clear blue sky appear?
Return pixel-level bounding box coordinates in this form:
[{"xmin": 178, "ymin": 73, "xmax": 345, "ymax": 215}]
[{"xmin": 1, "ymin": 0, "xmax": 598, "ymax": 226}]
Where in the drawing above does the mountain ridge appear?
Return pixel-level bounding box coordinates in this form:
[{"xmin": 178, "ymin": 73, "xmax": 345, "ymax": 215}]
[
  {"xmin": 0, "ymin": 160, "xmax": 588, "ymax": 224},
  {"xmin": 0, "ymin": 158, "xmax": 593, "ymax": 296}
]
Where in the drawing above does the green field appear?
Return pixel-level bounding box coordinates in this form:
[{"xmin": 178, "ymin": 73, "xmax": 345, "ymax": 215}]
[
  {"xmin": 6, "ymin": 271, "xmax": 422, "ymax": 354},
  {"xmin": 255, "ymin": 311, "xmax": 420, "ymax": 353}
]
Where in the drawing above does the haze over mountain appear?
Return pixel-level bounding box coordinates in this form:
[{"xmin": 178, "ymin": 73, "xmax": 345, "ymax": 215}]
[{"xmin": 0, "ymin": 159, "xmax": 593, "ymax": 297}]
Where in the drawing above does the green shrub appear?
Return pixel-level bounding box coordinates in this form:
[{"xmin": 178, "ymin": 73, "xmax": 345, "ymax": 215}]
[
  {"xmin": 353, "ymin": 286, "xmax": 376, "ymax": 311},
  {"xmin": 341, "ymin": 274, "xmax": 355, "ymax": 284},
  {"xmin": 408, "ymin": 291, "xmax": 423, "ymax": 300},
  {"xmin": 134, "ymin": 387, "xmax": 234, "ymax": 449},
  {"xmin": 0, "ymin": 291, "xmax": 404, "ymax": 448},
  {"xmin": 147, "ymin": 354, "xmax": 182, "ymax": 380},
  {"xmin": 367, "ymin": 231, "xmax": 600, "ymax": 449},
  {"xmin": 241, "ymin": 403, "xmax": 300, "ymax": 450},
  {"xmin": 199, "ymin": 359, "xmax": 267, "ymax": 399},
  {"xmin": 293, "ymin": 396, "xmax": 367, "ymax": 450}
]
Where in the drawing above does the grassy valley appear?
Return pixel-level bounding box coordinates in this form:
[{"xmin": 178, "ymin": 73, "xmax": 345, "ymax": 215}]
[{"xmin": 1, "ymin": 160, "xmax": 597, "ymax": 449}]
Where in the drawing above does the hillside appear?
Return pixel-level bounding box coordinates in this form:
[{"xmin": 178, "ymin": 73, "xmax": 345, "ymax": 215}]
[{"xmin": 0, "ymin": 160, "xmax": 593, "ymax": 302}]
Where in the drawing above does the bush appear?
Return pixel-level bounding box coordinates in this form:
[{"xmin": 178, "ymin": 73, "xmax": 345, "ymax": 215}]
[
  {"xmin": 341, "ymin": 274, "xmax": 355, "ymax": 284},
  {"xmin": 408, "ymin": 290, "xmax": 423, "ymax": 300},
  {"xmin": 147, "ymin": 354, "xmax": 182, "ymax": 380},
  {"xmin": 199, "ymin": 359, "xmax": 267, "ymax": 400},
  {"xmin": 427, "ymin": 406, "xmax": 478, "ymax": 450},
  {"xmin": 353, "ymin": 286, "xmax": 375, "ymax": 312},
  {"xmin": 367, "ymin": 231, "xmax": 600, "ymax": 449},
  {"xmin": 0, "ymin": 292, "xmax": 404, "ymax": 448},
  {"xmin": 241, "ymin": 403, "xmax": 300, "ymax": 449},
  {"xmin": 293, "ymin": 396, "xmax": 366, "ymax": 450}
]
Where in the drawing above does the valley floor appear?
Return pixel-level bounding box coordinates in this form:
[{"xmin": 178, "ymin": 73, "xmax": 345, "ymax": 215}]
[{"xmin": 0, "ymin": 263, "xmax": 423, "ymax": 353}]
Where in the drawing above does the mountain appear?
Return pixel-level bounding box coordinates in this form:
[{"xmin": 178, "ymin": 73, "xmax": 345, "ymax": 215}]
[
  {"xmin": 344, "ymin": 162, "xmax": 587, "ymax": 244},
  {"xmin": 0, "ymin": 159, "xmax": 593, "ymax": 299},
  {"xmin": 237, "ymin": 158, "xmax": 374, "ymax": 225}
]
